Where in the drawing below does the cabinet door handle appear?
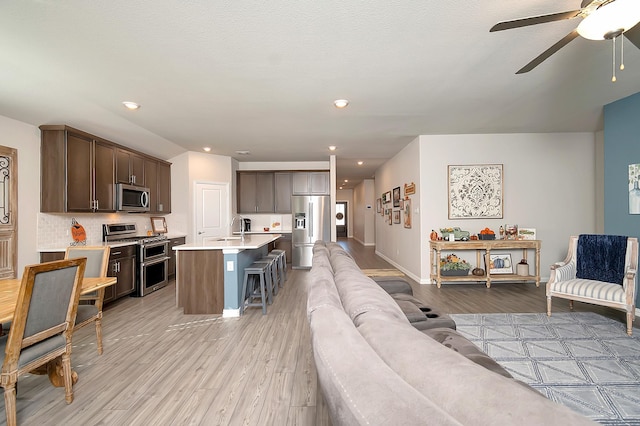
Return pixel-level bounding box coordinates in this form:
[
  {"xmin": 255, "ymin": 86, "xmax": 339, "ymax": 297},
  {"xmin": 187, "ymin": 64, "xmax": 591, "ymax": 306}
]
[{"xmin": 112, "ymin": 251, "xmax": 122, "ymax": 255}]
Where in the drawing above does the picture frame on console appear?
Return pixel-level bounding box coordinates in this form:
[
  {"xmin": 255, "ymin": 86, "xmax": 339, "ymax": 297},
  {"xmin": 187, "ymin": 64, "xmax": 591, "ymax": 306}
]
[{"xmin": 489, "ymin": 254, "xmax": 512, "ymax": 274}]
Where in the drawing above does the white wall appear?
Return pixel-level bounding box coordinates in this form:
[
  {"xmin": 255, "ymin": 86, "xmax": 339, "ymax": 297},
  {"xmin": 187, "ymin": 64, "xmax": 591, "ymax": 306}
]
[
  {"xmin": 375, "ymin": 138, "xmax": 422, "ymax": 279},
  {"xmin": 376, "ymin": 133, "xmax": 596, "ymax": 283},
  {"xmin": 352, "ymin": 180, "xmax": 376, "ymax": 246},
  {"xmin": 0, "ymin": 116, "xmax": 41, "ymax": 272},
  {"xmin": 169, "ymin": 151, "xmax": 233, "ymax": 243}
]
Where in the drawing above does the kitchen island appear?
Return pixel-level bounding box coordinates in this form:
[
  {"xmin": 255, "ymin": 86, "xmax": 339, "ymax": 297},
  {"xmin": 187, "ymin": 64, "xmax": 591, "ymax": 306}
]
[{"xmin": 173, "ymin": 234, "xmax": 281, "ymax": 316}]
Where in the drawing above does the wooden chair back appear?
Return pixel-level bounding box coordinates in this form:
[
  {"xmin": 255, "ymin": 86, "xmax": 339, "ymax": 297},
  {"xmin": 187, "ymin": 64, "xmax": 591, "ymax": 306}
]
[{"xmin": 1, "ymin": 257, "xmax": 86, "ymax": 373}]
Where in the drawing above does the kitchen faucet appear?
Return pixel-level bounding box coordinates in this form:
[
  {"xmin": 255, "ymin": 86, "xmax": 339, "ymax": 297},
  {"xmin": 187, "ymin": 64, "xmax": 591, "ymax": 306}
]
[{"xmin": 231, "ymin": 214, "xmax": 245, "ymax": 240}]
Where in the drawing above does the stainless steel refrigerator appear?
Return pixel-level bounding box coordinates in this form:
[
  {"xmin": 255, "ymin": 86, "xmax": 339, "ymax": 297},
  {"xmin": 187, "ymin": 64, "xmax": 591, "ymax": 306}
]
[{"xmin": 292, "ymin": 195, "xmax": 331, "ymax": 268}]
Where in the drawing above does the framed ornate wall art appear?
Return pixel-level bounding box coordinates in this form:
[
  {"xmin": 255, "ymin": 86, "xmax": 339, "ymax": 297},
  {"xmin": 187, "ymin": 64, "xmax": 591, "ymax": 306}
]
[{"xmin": 448, "ymin": 164, "xmax": 503, "ymax": 219}]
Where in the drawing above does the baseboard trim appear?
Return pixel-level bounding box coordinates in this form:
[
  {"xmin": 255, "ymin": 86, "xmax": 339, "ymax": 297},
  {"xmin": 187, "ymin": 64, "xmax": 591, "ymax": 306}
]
[{"xmin": 373, "ymin": 250, "xmax": 423, "ymax": 283}]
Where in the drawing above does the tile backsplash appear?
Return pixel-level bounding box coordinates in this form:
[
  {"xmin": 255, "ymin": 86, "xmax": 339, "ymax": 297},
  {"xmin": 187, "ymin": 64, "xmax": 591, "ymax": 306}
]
[{"xmin": 38, "ymin": 213, "xmax": 181, "ymax": 248}]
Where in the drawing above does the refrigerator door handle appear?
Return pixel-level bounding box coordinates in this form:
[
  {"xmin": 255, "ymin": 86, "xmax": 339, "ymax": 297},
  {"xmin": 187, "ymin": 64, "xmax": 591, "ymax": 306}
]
[{"xmin": 309, "ymin": 202, "xmax": 313, "ymax": 238}]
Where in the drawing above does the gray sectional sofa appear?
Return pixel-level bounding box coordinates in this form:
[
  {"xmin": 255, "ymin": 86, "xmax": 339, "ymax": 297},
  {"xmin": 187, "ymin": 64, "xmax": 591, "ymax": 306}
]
[{"xmin": 307, "ymin": 241, "xmax": 594, "ymax": 425}]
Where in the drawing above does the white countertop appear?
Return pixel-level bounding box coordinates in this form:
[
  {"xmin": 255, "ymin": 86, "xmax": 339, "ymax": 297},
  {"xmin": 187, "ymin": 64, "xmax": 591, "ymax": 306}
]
[{"xmin": 174, "ymin": 234, "xmax": 281, "ymax": 251}]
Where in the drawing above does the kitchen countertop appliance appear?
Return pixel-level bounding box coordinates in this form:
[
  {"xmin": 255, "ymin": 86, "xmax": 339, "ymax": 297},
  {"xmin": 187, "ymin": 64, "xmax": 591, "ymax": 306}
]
[
  {"xmin": 242, "ymin": 218, "xmax": 251, "ymax": 232},
  {"xmin": 103, "ymin": 223, "xmax": 169, "ymax": 296},
  {"xmin": 292, "ymin": 195, "xmax": 330, "ymax": 268}
]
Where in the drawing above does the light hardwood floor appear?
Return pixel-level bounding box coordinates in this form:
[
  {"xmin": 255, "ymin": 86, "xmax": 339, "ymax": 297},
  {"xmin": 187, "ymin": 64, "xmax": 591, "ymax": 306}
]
[{"xmin": 5, "ymin": 238, "xmax": 636, "ymax": 425}]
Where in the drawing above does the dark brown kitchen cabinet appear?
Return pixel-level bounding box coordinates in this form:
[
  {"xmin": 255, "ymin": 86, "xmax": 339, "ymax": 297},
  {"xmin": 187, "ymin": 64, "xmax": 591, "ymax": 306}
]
[
  {"xmin": 157, "ymin": 161, "xmax": 171, "ymax": 213},
  {"xmin": 40, "ymin": 126, "xmax": 116, "ymax": 213},
  {"xmin": 116, "ymin": 148, "xmax": 145, "ymax": 186},
  {"xmin": 144, "ymin": 158, "xmax": 158, "ymax": 213},
  {"xmin": 238, "ymin": 172, "xmax": 275, "ymax": 213},
  {"xmin": 168, "ymin": 236, "xmax": 186, "ymax": 280},
  {"xmin": 108, "ymin": 245, "xmax": 137, "ymax": 301},
  {"xmin": 40, "ymin": 125, "xmax": 171, "ymax": 214},
  {"xmin": 274, "ymin": 172, "xmax": 292, "ymax": 213}
]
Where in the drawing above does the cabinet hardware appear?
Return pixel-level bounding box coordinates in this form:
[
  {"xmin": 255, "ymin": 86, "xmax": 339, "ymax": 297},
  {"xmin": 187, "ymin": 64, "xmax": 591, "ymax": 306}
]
[{"xmin": 112, "ymin": 251, "xmax": 122, "ymax": 255}]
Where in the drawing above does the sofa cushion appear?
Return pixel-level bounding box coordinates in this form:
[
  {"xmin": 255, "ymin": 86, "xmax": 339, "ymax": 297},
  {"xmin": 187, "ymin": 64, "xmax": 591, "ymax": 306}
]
[
  {"xmin": 423, "ymin": 327, "xmax": 511, "ymax": 378},
  {"xmin": 371, "ymin": 277, "xmax": 413, "ymax": 295},
  {"xmin": 357, "ymin": 315, "xmax": 596, "ymax": 426},
  {"xmin": 328, "ymin": 252, "xmax": 408, "ymax": 326},
  {"xmin": 309, "ymin": 305, "xmax": 461, "ymax": 426},
  {"xmin": 391, "ymin": 294, "xmax": 457, "ymax": 330}
]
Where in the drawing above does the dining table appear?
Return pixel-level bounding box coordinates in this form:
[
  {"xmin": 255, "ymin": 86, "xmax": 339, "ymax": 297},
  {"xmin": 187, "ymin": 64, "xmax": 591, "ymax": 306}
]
[{"xmin": 0, "ymin": 275, "xmax": 117, "ymax": 386}]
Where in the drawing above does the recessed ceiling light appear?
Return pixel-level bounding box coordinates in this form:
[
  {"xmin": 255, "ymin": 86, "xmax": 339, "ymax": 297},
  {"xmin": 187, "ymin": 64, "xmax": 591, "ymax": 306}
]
[
  {"xmin": 328, "ymin": 145, "xmax": 337, "ymax": 151},
  {"xmin": 203, "ymin": 147, "xmax": 211, "ymax": 152},
  {"xmin": 333, "ymin": 99, "xmax": 349, "ymax": 108},
  {"xmin": 122, "ymin": 101, "xmax": 140, "ymax": 110},
  {"xmin": 357, "ymin": 161, "xmax": 363, "ymax": 165},
  {"xmin": 235, "ymin": 150, "xmax": 251, "ymax": 155},
  {"xmin": 344, "ymin": 179, "xmax": 348, "ymax": 183},
  {"xmin": 339, "ymin": 186, "xmax": 343, "ymax": 190}
]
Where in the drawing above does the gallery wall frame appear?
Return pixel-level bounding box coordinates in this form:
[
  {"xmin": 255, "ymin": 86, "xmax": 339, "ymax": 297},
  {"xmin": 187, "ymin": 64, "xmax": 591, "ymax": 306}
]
[
  {"xmin": 448, "ymin": 164, "xmax": 503, "ymax": 219},
  {"xmin": 393, "ymin": 210, "xmax": 400, "ymax": 224},
  {"xmin": 404, "ymin": 198, "xmax": 412, "ymax": 228},
  {"xmin": 393, "ymin": 187, "xmax": 401, "ymax": 207}
]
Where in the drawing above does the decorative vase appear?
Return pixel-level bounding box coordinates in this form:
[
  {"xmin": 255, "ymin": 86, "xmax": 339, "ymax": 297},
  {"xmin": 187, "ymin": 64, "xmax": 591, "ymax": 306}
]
[{"xmin": 516, "ymin": 263, "xmax": 529, "ymax": 276}]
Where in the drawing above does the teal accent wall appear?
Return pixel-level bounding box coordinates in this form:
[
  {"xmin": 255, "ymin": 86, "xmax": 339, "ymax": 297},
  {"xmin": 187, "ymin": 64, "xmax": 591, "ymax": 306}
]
[{"xmin": 603, "ymin": 91, "xmax": 640, "ymax": 307}]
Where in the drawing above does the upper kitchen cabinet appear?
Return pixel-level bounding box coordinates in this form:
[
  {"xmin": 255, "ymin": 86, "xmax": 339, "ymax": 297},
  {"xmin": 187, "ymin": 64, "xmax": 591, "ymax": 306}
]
[
  {"xmin": 238, "ymin": 172, "xmax": 275, "ymax": 213},
  {"xmin": 156, "ymin": 161, "xmax": 171, "ymax": 213},
  {"xmin": 292, "ymin": 172, "xmax": 329, "ymax": 195},
  {"xmin": 144, "ymin": 158, "xmax": 172, "ymax": 214},
  {"xmin": 40, "ymin": 125, "xmax": 171, "ymax": 214},
  {"xmin": 116, "ymin": 148, "xmax": 145, "ymax": 186},
  {"xmin": 40, "ymin": 126, "xmax": 116, "ymax": 213},
  {"xmin": 274, "ymin": 172, "xmax": 292, "ymax": 213}
]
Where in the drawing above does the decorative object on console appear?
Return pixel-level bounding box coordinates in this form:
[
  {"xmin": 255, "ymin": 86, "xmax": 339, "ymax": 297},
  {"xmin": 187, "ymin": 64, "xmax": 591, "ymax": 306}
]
[
  {"xmin": 489, "ymin": 254, "xmax": 513, "ymax": 274},
  {"xmin": 516, "ymin": 259, "xmax": 529, "ymax": 276},
  {"xmin": 440, "ymin": 227, "xmax": 470, "ymax": 241},
  {"xmin": 430, "ymin": 230, "xmax": 438, "ymax": 241},
  {"xmin": 448, "ymin": 164, "xmax": 503, "ymax": 219},
  {"xmin": 478, "ymin": 227, "xmax": 496, "ymax": 240},
  {"xmin": 440, "ymin": 254, "xmax": 471, "ymax": 276},
  {"xmin": 518, "ymin": 228, "xmax": 536, "ymax": 240},
  {"xmin": 504, "ymin": 224, "xmax": 518, "ymax": 240},
  {"xmin": 472, "ymin": 267, "xmax": 485, "ymax": 276}
]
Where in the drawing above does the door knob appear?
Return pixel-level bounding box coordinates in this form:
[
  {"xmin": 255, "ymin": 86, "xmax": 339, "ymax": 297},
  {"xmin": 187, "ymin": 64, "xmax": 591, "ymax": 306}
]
[{"xmin": 198, "ymin": 231, "xmax": 204, "ymax": 235}]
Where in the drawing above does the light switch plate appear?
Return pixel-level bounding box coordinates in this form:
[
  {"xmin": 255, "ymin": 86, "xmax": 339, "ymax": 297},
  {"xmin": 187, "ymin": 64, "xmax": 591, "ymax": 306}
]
[{"xmin": 226, "ymin": 261, "xmax": 234, "ymax": 271}]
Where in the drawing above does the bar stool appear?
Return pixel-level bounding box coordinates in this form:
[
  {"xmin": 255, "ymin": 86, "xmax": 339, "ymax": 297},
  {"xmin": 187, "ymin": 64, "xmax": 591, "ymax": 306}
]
[
  {"xmin": 252, "ymin": 257, "xmax": 277, "ymax": 301},
  {"xmin": 240, "ymin": 262, "xmax": 270, "ymax": 315},
  {"xmin": 268, "ymin": 250, "xmax": 287, "ymax": 288}
]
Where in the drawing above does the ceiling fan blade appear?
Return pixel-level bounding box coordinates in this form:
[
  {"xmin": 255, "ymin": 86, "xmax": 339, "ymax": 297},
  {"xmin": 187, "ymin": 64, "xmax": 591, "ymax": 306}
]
[
  {"xmin": 516, "ymin": 30, "xmax": 580, "ymax": 74},
  {"xmin": 490, "ymin": 10, "xmax": 581, "ymax": 32},
  {"xmin": 625, "ymin": 24, "xmax": 640, "ymax": 50}
]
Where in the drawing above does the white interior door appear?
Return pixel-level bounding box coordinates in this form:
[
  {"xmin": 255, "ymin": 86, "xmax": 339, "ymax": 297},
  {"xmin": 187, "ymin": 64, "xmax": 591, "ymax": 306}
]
[{"xmin": 195, "ymin": 182, "xmax": 229, "ymax": 244}]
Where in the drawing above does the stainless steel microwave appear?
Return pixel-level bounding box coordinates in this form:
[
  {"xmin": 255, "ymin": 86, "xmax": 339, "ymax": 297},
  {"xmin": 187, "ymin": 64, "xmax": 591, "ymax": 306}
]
[{"xmin": 116, "ymin": 183, "xmax": 150, "ymax": 212}]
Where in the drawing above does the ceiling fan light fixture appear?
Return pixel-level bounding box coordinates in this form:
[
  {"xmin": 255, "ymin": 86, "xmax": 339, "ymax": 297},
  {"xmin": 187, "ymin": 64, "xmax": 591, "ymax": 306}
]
[
  {"xmin": 122, "ymin": 101, "xmax": 140, "ymax": 110},
  {"xmin": 577, "ymin": 0, "xmax": 640, "ymax": 40}
]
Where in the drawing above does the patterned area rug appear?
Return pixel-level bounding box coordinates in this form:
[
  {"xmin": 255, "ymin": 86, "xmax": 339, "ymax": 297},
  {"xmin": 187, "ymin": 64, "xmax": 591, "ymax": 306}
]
[{"xmin": 450, "ymin": 312, "xmax": 640, "ymax": 425}]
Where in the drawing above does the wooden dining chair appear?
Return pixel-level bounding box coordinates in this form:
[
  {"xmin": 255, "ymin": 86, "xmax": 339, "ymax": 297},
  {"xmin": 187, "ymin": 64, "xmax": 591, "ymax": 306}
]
[
  {"xmin": 0, "ymin": 258, "xmax": 86, "ymax": 426},
  {"xmin": 64, "ymin": 246, "xmax": 110, "ymax": 355}
]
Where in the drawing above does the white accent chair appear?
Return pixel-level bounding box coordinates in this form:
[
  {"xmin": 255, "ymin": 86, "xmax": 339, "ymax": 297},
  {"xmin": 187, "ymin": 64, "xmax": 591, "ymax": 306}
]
[{"xmin": 546, "ymin": 235, "xmax": 638, "ymax": 335}]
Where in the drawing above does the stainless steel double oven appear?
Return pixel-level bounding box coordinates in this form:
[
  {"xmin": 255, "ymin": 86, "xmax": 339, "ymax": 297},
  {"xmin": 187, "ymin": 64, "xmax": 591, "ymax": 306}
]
[{"xmin": 103, "ymin": 223, "xmax": 169, "ymax": 297}]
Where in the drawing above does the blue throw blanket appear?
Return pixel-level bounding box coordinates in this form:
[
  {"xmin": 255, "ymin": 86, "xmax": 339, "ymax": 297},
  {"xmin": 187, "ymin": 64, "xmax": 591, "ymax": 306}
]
[{"xmin": 576, "ymin": 234, "xmax": 628, "ymax": 285}]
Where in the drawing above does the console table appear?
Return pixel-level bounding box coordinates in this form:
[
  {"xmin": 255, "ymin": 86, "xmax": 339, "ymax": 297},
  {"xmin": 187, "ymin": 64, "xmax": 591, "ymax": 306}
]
[{"xmin": 429, "ymin": 240, "xmax": 541, "ymax": 288}]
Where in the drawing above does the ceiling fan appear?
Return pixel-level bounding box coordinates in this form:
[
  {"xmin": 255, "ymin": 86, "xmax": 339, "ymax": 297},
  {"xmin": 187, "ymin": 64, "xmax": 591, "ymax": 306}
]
[{"xmin": 491, "ymin": 0, "xmax": 640, "ymax": 74}]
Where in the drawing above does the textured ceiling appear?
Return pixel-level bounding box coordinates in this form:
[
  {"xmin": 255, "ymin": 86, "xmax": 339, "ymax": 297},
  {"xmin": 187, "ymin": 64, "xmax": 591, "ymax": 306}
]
[{"xmin": 1, "ymin": 1, "xmax": 639, "ymax": 188}]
